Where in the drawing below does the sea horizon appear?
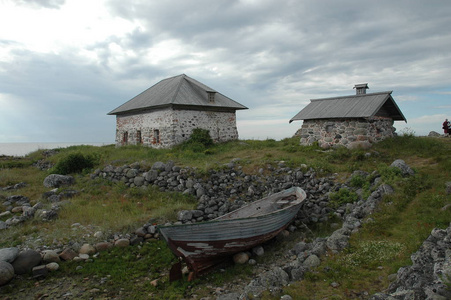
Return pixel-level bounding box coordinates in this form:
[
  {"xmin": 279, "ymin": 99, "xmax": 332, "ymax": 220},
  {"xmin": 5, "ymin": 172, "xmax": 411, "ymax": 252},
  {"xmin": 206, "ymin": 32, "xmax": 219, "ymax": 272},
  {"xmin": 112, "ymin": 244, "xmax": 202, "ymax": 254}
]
[{"xmin": 0, "ymin": 142, "xmax": 113, "ymax": 157}]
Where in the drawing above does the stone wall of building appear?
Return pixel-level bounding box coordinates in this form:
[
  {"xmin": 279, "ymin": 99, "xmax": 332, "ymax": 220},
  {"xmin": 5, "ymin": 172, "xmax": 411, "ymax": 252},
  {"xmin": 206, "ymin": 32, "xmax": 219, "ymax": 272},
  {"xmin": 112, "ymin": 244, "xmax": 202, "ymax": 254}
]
[
  {"xmin": 294, "ymin": 117, "xmax": 396, "ymax": 149},
  {"xmin": 171, "ymin": 109, "xmax": 238, "ymax": 145},
  {"xmin": 114, "ymin": 108, "xmax": 239, "ymax": 148}
]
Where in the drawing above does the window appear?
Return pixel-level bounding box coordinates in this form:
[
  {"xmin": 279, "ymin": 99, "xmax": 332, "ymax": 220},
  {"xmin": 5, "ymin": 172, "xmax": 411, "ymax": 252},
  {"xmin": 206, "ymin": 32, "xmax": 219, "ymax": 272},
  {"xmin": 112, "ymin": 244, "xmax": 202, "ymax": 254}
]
[
  {"xmin": 207, "ymin": 91, "xmax": 216, "ymax": 103},
  {"xmin": 137, "ymin": 130, "xmax": 142, "ymax": 144},
  {"xmin": 154, "ymin": 129, "xmax": 160, "ymax": 144},
  {"xmin": 122, "ymin": 131, "xmax": 128, "ymax": 145}
]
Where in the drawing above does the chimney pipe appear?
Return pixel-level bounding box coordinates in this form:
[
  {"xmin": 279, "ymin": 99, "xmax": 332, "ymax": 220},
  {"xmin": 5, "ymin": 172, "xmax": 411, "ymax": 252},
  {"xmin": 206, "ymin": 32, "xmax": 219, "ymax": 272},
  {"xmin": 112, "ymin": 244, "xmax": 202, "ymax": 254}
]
[{"xmin": 354, "ymin": 83, "xmax": 369, "ymax": 95}]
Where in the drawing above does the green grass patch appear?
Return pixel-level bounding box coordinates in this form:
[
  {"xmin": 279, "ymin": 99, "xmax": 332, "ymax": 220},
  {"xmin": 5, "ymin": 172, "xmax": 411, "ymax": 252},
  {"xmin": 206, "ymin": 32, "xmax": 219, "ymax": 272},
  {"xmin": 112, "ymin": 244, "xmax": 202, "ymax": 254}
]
[{"xmin": 0, "ymin": 136, "xmax": 450, "ymax": 299}]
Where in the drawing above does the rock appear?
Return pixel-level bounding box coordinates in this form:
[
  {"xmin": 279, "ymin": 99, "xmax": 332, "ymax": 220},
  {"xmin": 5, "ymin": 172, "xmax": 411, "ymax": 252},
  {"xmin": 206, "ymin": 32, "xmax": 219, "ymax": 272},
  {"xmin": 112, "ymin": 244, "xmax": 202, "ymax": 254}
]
[
  {"xmin": 151, "ymin": 161, "xmax": 166, "ymax": 171},
  {"xmin": 293, "ymin": 243, "xmax": 308, "ymax": 256},
  {"xmin": 126, "ymin": 169, "xmax": 139, "ymax": 178},
  {"xmin": 326, "ymin": 231, "xmax": 350, "ymax": 252},
  {"xmin": 0, "ymin": 211, "xmax": 12, "ymax": 218},
  {"xmin": 135, "ymin": 227, "xmax": 147, "ymax": 237},
  {"xmin": 145, "ymin": 170, "xmax": 159, "ymax": 182},
  {"xmin": 233, "ymin": 252, "xmax": 250, "ymax": 264},
  {"xmin": 114, "ymin": 239, "xmax": 130, "ymax": 248},
  {"xmin": 79, "ymin": 244, "xmax": 96, "ymax": 255},
  {"xmin": 95, "ymin": 242, "xmax": 113, "ymax": 252},
  {"xmin": 0, "ymin": 261, "xmax": 14, "ymax": 286},
  {"xmin": 390, "ymin": 159, "xmax": 414, "ymax": 176},
  {"xmin": 303, "ymin": 254, "xmax": 321, "ymax": 268},
  {"xmin": 280, "ymin": 295, "xmax": 293, "ymax": 300},
  {"xmin": 130, "ymin": 236, "xmax": 143, "ymax": 245},
  {"xmin": 43, "ymin": 174, "xmax": 75, "ymax": 188},
  {"xmin": 46, "ymin": 262, "xmax": 59, "ymax": 272},
  {"xmin": 0, "ymin": 221, "xmax": 7, "ymax": 230},
  {"xmin": 216, "ymin": 292, "xmax": 241, "ymax": 300},
  {"xmin": 59, "ymin": 248, "xmax": 78, "ymax": 261},
  {"xmin": 76, "ymin": 254, "xmax": 89, "ymax": 260},
  {"xmin": 133, "ymin": 176, "xmax": 145, "ymax": 186},
  {"xmin": 11, "ymin": 206, "xmax": 23, "ymax": 213},
  {"xmin": 150, "ymin": 279, "xmax": 159, "ymax": 287},
  {"xmin": 252, "ymin": 246, "xmax": 265, "ymax": 257},
  {"xmin": 32, "ymin": 265, "xmax": 48, "ymax": 278},
  {"xmin": 245, "ymin": 267, "xmax": 290, "ymax": 297},
  {"xmin": 93, "ymin": 231, "xmax": 103, "ymax": 239},
  {"xmin": 11, "ymin": 250, "xmax": 41, "ymax": 275},
  {"xmin": 445, "ymin": 182, "xmax": 451, "ymax": 195},
  {"xmin": 42, "ymin": 250, "xmax": 60, "ymax": 263},
  {"xmin": 0, "ymin": 247, "xmax": 19, "ymax": 263},
  {"xmin": 177, "ymin": 210, "xmax": 193, "ymax": 222}
]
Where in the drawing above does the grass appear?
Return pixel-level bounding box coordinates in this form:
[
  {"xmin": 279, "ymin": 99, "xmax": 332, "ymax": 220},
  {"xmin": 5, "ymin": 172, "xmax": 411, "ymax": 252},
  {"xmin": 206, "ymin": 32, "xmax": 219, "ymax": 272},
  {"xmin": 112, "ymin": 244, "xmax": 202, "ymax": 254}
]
[{"xmin": 0, "ymin": 135, "xmax": 450, "ymax": 299}]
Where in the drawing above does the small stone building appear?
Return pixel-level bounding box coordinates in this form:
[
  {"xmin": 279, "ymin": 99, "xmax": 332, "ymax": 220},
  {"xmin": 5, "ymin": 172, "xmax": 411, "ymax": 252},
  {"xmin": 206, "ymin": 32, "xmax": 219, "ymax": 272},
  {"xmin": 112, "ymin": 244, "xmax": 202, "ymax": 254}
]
[
  {"xmin": 290, "ymin": 84, "xmax": 406, "ymax": 149},
  {"xmin": 108, "ymin": 74, "xmax": 248, "ymax": 148}
]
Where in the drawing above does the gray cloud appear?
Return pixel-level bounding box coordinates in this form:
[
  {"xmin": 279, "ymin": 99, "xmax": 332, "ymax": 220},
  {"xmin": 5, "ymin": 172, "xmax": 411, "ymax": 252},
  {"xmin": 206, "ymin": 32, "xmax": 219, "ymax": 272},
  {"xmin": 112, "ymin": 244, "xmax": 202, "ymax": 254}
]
[
  {"xmin": 1, "ymin": 0, "xmax": 450, "ymax": 142},
  {"xmin": 15, "ymin": 0, "xmax": 66, "ymax": 9}
]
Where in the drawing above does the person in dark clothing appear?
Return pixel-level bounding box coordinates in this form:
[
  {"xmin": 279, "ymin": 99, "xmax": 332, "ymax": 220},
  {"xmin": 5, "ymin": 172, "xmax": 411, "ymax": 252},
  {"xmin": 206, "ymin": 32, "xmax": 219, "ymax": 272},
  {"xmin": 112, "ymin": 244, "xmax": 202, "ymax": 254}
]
[{"xmin": 444, "ymin": 119, "xmax": 450, "ymax": 136}]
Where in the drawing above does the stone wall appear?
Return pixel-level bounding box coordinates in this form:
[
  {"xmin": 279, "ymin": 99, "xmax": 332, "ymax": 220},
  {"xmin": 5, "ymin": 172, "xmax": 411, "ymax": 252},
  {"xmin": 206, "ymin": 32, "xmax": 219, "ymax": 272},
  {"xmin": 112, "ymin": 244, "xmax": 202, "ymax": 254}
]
[
  {"xmin": 114, "ymin": 108, "xmax": 238, "ymax": 148},
  {"xmin": 294, "ymin": 117, "xmax": 396, "ymax": 149}
]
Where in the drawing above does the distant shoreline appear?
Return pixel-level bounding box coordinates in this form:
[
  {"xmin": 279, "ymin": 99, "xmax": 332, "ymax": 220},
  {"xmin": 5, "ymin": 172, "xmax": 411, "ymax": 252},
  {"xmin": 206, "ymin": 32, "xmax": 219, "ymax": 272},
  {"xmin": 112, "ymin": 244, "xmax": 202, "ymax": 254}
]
[{"xmin": 0, "ymin": 142, "xmax": 112, "ymax": 157}]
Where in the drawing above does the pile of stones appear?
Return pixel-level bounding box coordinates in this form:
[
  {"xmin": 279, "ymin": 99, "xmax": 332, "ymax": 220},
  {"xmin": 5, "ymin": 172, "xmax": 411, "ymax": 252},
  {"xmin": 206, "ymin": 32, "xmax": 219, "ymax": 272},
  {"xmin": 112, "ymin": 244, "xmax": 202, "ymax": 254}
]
[
  {"xmin": 0, "ymin": 233, "xmax": 160, "ymax": 287},
  {"xmin": 91, "ymin": 160, "xmax": 343, "ymax": 225},
  {"xmin": 370, "ymin": 225, "xmax": 451, "ymax": 300},
  {"xmin": 0, "ymin": 194, "xmax": 63, "ymax": 231},
  {"xmin": 1, "ymin": 182, "xmax": 26, "ymax": 191}
]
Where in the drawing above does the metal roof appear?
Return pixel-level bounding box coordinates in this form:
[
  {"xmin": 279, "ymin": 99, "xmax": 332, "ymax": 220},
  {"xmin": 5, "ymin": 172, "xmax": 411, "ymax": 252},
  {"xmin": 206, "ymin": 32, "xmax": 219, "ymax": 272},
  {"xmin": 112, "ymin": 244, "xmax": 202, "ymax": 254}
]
[
  {"xmin": 108, "ymin": 74, "xmax": 248, "ymax": 115},
  {"xmin": 289, "ymin": 91, "xmax": 407, "ymax": 122}
]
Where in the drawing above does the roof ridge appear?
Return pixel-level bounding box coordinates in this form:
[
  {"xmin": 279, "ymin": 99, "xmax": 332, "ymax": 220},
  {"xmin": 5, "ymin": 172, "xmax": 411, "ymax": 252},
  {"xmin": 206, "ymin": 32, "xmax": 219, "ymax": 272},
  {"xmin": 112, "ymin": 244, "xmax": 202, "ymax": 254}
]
[
  {"xmin": 170, "ymin": 74, "xmax": 186, "ymax": 104},
  {"xmin": 311, "ymin": 91, "xmax": 393, "ymax": 101}
]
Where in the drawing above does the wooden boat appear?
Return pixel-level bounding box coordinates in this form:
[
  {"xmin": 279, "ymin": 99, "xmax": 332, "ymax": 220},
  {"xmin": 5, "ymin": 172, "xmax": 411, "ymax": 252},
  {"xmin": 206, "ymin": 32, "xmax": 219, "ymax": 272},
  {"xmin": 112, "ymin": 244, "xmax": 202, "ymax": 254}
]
[{"xmin": 158, "ymin": 186, "xmax": 306, "ymax": 280}]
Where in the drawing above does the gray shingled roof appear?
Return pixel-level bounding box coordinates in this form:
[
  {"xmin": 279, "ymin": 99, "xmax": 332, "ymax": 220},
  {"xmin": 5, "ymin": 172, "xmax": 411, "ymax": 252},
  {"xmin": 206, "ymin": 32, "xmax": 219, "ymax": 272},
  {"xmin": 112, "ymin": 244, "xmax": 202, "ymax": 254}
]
[
  {"xmin": 108, "ymin": 74, "xmax": 248, "ymax": 115},
  {"xmin": 289, "ymin": 91, "xmax": 406, "ymax": 123}
]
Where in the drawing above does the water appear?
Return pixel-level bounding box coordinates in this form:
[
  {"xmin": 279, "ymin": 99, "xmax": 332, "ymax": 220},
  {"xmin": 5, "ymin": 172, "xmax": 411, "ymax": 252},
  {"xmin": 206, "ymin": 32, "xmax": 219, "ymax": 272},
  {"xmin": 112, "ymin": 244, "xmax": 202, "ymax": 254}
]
[{"xmin": 0, "ymin": 142, "xmax": 112, "ymax": 157}]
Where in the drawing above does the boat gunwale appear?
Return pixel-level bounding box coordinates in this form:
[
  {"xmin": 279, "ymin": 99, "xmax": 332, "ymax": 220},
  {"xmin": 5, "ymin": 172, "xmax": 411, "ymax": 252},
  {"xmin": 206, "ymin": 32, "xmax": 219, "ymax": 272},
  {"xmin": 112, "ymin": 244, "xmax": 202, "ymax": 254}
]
[{"xmin": 157, "ymin": 187, "xmax": 306, "ymax": 232}]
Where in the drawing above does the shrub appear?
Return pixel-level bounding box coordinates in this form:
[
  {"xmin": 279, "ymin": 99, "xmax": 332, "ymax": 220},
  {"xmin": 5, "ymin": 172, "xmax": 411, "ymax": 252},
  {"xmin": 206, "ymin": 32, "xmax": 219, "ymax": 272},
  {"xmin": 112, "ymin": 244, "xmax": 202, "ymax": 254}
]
[
  {"xmin": 329, "ymin": 187, "xmax": 359, "ymax": 208},
  {"xmin": 187, "ymin": 128, "xmax": 213, "ymax": 147},
  {"xmin": 349, "ymin": 174, "xmax": 367, "ymax": 188},
  {"xmin": 51, "ymin": 152, "xmax": 97, "ymax": 174},
  {"xmin": 177, "ymin": 128, "xmax": 214, "ymax": 153}
]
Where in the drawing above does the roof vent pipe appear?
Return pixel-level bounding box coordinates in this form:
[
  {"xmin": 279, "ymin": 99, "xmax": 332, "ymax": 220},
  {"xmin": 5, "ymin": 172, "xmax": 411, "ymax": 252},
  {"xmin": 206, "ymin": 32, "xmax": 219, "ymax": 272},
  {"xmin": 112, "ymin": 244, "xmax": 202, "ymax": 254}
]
[{"xmin": 354, "ymin": 83, "xmax": 369, "ymax": 95}]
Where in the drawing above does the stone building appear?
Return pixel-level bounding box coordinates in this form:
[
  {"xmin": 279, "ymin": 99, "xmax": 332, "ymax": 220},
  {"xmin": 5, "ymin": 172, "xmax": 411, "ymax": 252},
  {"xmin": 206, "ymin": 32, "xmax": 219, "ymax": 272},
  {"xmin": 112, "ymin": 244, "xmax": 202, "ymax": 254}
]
[
  {"xmin": 290, "ymin": 84, "xmax": 406, "ymax": 149},
  {"xmin": 108, "ymin": 74, "xmax": 248, "ymax": 148}
]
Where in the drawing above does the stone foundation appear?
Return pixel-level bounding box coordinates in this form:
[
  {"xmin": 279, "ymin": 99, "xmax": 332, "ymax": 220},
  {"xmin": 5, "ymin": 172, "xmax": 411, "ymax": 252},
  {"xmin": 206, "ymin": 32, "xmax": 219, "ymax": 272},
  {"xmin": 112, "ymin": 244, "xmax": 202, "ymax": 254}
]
[{"xmin": 294, "ymin": 117, "xmax": 396, "ymax": 149}]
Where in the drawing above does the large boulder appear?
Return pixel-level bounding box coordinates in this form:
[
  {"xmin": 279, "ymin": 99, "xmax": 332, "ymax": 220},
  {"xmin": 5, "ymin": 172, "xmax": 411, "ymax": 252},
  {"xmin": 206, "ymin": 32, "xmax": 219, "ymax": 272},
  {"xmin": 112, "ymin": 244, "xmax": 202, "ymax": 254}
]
[
  {"xmin": 0, "ymin": 261, "xmax": 14, "ymax": 286},
  {"xmin": 151, "ymin": 162, "xmax": 166, "ymax": 171},
  {"xmin": 326, "ymin": 230, "xmax": 350, "ymax": 252},
  {"xmin": 43, "ymin": 174, "xmax": 75, "ymax": 188},
  {"xmin": 0, "ymin": 247, "xmax": 19, "ymax": 263},
  {"xmin": 11, "ymin": 250, "xmax": 41, "ymax": 275},
  {"xmin": 303, "ymin": 254, "xmax": 321, "ymax": 268},
  {"xmin": 390, "ymin": 159, "xmax": 415, "ymax": 176}
]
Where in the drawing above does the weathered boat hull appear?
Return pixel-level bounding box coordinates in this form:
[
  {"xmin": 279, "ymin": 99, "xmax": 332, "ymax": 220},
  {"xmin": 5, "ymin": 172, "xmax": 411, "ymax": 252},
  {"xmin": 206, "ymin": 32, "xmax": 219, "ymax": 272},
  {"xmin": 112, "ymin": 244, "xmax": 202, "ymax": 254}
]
[{"xmin": 158, "ymin": 187, "xmax": 306, "ymax": 278}]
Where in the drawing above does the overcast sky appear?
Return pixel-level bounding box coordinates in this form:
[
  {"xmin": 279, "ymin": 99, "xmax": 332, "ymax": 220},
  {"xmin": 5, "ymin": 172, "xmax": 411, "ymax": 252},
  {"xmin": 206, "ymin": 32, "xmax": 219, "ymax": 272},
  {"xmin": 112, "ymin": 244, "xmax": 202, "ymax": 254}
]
[{"xmin": 1, "ymin": 0, "xmax": 450, "ymax": 143}]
